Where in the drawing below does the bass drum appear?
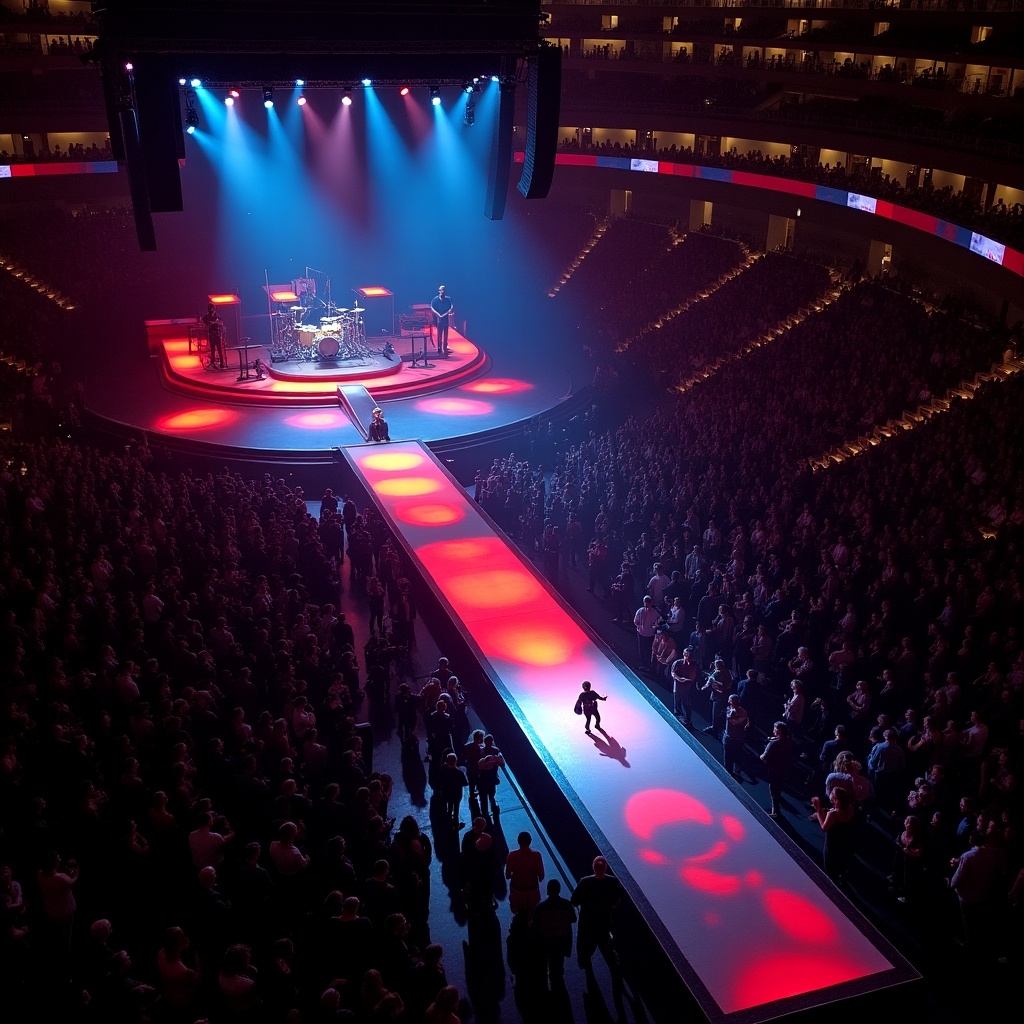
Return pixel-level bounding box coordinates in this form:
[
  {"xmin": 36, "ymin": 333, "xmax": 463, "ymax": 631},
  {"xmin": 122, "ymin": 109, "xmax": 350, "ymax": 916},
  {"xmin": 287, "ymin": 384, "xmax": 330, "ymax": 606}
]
[{"xmin": 317, "ymin": 335, "xmax": 340, "ymax": 360}]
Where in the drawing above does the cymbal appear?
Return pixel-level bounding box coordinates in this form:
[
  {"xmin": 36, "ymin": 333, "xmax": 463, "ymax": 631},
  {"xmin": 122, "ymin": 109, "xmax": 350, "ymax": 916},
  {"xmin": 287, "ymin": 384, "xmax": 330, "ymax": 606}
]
[
  {"xmin": 350, "ymin": 306, "xmax": 365, "ymax": 313},
  {"xmin": 290, "ymin": 305, "xmax": 304, "ymax": 311}
]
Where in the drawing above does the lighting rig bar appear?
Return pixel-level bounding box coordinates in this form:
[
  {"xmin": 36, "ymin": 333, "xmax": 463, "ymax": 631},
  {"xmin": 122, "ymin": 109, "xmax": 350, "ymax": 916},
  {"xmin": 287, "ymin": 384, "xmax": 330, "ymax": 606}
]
[{"xmin": 186, "ymin": 77, "xmax": 515, "ymax": 91}]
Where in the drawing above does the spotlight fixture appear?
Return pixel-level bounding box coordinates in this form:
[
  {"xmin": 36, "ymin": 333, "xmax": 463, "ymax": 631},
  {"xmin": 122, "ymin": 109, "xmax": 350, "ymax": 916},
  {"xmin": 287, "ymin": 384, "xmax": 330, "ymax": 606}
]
[
  {"xmin": 262, "ymin": 85, "xmax": 274, "ymax": 108},
  {"xmin": 430, "ymin": 87, "xmax": 441, "ymax": 107},
  {"xmin": 463, "ymin": 80, "xmax": 473, "ymax": 94},
  {"xmin": 230, "ymin": 88, "xmax": 240, "ymax": 98},
  {"xmin": 225, "ymin": 96, "xmax": 234, "ymax": 107},
  {"xmin": 184, "ymin": 106, "xmax": 199, "ymax": 135},
  {"xmin": 399, "ymin": 85, "xmax": 410, "ymax": 97},
  {"xmin": 178, "ymin": 77, "xmax": 186, "ymax": 85},
  {"xmin": 295, "ymin": 78, "xmax": 305, "ymax": 87},
  {"xmin": 190, "ymin": 77, "xmax": 201, "ymax": 88},
  {"xmin": 125, "ymin": 62, "xmax": 134, "ymax": 72},
  {"xmin": 361, "ymin": 78, "xmax": 372, "ymax": 87},
  {"xmin": 342, "ymin": 87, "xmax": 352, "ymax": 107},
  {"xmin": 297, "ymin": 95, "xmax": 307, "ymax": 106}
]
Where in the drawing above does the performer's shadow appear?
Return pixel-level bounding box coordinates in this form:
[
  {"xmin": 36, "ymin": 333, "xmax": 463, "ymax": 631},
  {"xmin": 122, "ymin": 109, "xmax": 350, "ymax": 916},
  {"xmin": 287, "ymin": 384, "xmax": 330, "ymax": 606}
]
[{"xmin": 590, "ymin": 728, "xmax": 630, "ymax": 767}]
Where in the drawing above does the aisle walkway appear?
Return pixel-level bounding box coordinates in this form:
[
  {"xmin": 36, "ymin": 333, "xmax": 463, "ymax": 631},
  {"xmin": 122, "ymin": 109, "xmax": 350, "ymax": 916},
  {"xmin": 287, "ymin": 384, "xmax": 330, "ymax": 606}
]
[{"xmin": 316, "ymin": 503, "xmax": 630, "ymax": 1024}]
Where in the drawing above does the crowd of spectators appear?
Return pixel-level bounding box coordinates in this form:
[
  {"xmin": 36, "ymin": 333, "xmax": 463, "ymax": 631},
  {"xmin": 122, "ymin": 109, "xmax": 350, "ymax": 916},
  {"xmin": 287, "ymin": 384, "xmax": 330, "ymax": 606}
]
[
  {"xmin": 482, "ymin": 241, "xmax": 1024, "ymax": 959},
  {"xmin": 0, "ymin": 432, "xmax": 501, "ymax": 1022},
  {"xmin": 568, "ymin": 41, "xmax": 1010, "ymax": 99},
  {"xmin": 0, "ymin": 2, "xmax": 96, "ymax": 55},
  {"xmin": 0, "ymin": 207, "xmax": 165, "ymax": 316},
  {"xmin": 0, "ymin": 141, "xmax": 113, "ymax": 165},
  {"xmin": 557, "ymin": 220, "xmax": 748, "ymax": 352},
  {"xmin": 598, "ymin": 229, "xmax": 746, "ymax": 349},
  {"xmin": 623, "ymin": 247, "xmax": 833, "ymax": 380},
  {"xmin": 664, "ymin": 279, "xmax": 1009, "ymax": 468},
  {"xmin": 513, "ymin": 202, "xmax": 601, "ymax": 294},
  {"xmin": 2, "ymin": 181, "xmax": 1023, "ymax": 1024},
  {"xmin": 555, "ymin": 217, "xmax": 670, "ymax": 311},
  {"xmin": 554, "ymin": 136, "xmax": 1024, "ymax": 251},
  {"xmin": 0, "ymin": 3, "xmax": 93, "ymax": 28},
  {"xmin": 42, "ymin": 34, "xmax": 95, "ymax": 56},
  {"xmin": 0, "ymin": 268, "xmax": 68, "ymax": 434}
]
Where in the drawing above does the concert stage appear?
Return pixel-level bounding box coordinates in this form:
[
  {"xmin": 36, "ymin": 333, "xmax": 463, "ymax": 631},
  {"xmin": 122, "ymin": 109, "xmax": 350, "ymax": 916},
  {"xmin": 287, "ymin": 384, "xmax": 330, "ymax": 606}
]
[
  {"xmin": 73, "ymin": 306, "xmax": 585, "ymax": 458},
  {"xmin": 343, "ymin": 441, "xmax": 918, "ymax": 1024},
  {"xmin": 149, "ymin": 320, "xmax": 488, "ymax": 406}
]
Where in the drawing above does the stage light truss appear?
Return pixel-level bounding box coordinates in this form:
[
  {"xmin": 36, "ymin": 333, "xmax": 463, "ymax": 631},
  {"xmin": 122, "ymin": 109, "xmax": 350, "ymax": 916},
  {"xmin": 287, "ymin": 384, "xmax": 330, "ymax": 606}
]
[{"xmin": 179, "ymin": 76, "xmax": 518, "ymax": 92}]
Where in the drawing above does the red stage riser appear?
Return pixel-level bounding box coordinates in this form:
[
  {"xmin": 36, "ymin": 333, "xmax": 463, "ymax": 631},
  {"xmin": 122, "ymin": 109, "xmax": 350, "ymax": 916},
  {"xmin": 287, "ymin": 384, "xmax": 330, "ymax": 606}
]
[{"xmin": 152, "ymin": 325, "xmax": 488, "ymax": 407}]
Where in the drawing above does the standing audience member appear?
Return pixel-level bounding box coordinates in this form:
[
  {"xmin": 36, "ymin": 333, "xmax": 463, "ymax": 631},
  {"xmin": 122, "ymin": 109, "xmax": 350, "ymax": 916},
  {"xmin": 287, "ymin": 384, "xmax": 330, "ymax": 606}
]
[
  {"xmin": 810, "ymin": 788, "xmax": 856, "ymax": 884},
  {"xmin": 761, "ymin": 721, "xmax": 794, "ymax": 819},
  {"xmin": 439, "ymin": 754, "xmax": 469, "ymax": 831},
  {"xmin": 571, "ymin": 856, "xmax": 623, "ymax": 977},
  {"xmin": 723, "ymin": 694, "xmax": 749, "ymax": 778},
  {"xmin": 532, "ymin": 879, "xmax": 576, "ymax": 990},
  {"xmin": 476, "ymin": 736, "xmax": 505, "ymax": 820},
  {"xmin": 671, "ymin": 647, "xmax": 698, "ymax": 725},
  {"xmin": 633, "ymin": 595, "xmax": 660, "ymax": 675},
  {"xmin": 505, "ymin": 832, "xmax": 545, "ymax": 918}
]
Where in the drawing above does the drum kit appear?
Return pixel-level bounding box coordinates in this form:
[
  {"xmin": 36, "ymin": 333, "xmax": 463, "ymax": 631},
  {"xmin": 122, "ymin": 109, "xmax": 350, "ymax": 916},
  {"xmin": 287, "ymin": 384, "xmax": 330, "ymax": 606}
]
[{"xmin": 270, "ymin": 303, "xmax": 370, "ymax": 363}]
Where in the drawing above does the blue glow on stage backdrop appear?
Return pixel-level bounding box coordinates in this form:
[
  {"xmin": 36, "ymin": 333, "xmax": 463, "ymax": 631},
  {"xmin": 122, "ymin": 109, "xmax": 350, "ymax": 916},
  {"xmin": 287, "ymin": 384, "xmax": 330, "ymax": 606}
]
[{"xmin": 168, "ymin": 83, "xmax": 537, "ymax": 332}]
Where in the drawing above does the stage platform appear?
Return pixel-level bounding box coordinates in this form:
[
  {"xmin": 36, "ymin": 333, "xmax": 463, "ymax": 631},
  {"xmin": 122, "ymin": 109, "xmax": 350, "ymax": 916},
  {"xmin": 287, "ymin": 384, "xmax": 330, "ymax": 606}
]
[
  {"xmin": 343, "ymin": 441, "xmax": 919, "ymax": 1024},
  {"xmin": 71, "ymin": 308, "xmax": 584, "ymax": 456},
  {"xmin": 150, "ymin": 321, "xmax": 488, "ymax": 406}
]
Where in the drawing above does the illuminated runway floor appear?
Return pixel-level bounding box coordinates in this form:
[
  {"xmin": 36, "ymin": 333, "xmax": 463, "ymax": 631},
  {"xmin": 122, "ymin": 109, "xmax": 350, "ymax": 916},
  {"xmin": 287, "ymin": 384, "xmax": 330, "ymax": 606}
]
[{"xmin": 344, "ymin": 441, "xmax": 918, "ymax": 1024}]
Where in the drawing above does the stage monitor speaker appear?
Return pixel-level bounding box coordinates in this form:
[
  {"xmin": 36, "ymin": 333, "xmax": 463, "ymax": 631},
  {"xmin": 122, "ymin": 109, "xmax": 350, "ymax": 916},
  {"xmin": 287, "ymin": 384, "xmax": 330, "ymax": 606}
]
[
  {"xmin": 516, "ymin": 45, "xmax": 561, "ymax": 201},
  {"xmin": 484, "ymin": 69, "xmax": 517, "ymax": 221}
]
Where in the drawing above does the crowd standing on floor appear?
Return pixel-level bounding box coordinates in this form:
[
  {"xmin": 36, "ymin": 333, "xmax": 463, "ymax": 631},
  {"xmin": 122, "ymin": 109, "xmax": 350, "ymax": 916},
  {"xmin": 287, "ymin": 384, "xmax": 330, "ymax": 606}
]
[
  {"xmin": 471, "ymin": 244, "xmax": 1024, "ymax": 960},
  {"xmin": 3, "ymin": 197, "xmax": 1023, "ymax": 1024},
  {"xmin": 0, "ymin": 435, "xmax": 624, "ymax": 1022}
]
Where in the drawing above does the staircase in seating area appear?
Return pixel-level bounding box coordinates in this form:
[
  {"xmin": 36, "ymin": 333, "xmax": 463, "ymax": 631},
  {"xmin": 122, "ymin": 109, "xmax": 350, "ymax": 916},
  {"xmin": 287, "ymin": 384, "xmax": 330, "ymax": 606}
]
[
  {"xmin": 0, "ymin": 254, "xmax": 77, "ymax": 310},
  {"xmin": 548, "ymin": 219, "xmax": 608, "ymax": 298},
  {"xmin": 806, "ymin": 352, "xmax": 1024, "ymax": 472}
]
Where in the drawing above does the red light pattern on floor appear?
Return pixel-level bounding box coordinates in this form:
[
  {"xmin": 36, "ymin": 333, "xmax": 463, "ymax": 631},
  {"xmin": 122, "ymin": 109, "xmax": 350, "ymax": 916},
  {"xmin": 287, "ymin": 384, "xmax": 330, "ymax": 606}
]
[
  {"xmin": 373, "ymin": 476, "xmax": 443, "ymax": 497},
  {"xmin": 414, "ymin": 396, "xmax": 494, "ymax": 416},
  {"xmin": 283, "ymin": 411, "xmax": 350, "ymax": 429},
  {"xmin": 460, "ymin": 377, "xmax": 533, "ymax": 394},
  {"xmin": 762, "ymin": 889, "xmax": 838, "ymax": 944},
  {"xmin": 156, "ymin": 408, "xmax": 238, "ymax": 430},
  {"xmin": 392, "ymin": 501, "xmax": 466, "ymax": 527},
  {"xmin": 362, "ymin": 452, "xmax": 425, "ymax": 471},
  {"xmin": 733, "ymin": 952, "xmax": 885, "ymax": 1009},
  {"xmin": 346, "ymin": 442, "xmax": 910, "ymax": 1020}
]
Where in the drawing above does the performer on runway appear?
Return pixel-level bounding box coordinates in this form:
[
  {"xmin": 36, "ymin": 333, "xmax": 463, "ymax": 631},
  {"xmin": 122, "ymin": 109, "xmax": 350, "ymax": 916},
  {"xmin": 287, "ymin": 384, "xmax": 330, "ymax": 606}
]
[
  {"xmin": 202, "ymin": 304, "xmax": 227, "ymax": 369},
  {"xmin": 368, "ymin": 407, "xmax": 391, "ymax": 443},
  {"xmin": 574, "ymin": 680, "xmax": 607, "ymax": 735},
  {"xmin": 430, "ymin": 284, "xmax": 453, "ymax": 357}
]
